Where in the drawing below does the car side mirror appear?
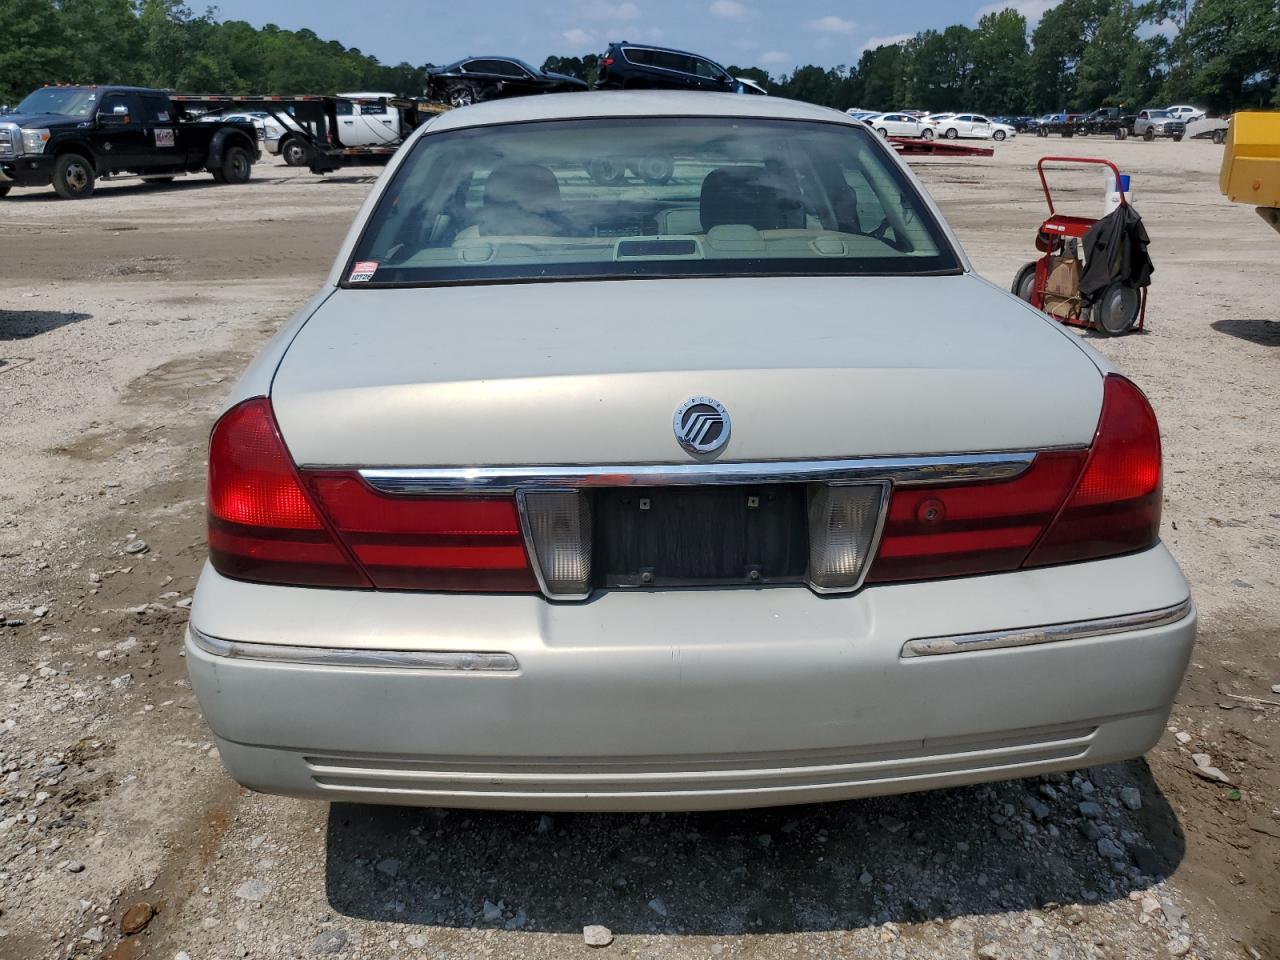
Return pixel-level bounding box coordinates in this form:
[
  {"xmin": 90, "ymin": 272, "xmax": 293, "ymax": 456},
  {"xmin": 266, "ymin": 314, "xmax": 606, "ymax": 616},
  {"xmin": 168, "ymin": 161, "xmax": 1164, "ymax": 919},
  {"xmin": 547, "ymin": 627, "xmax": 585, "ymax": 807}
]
[{"xmin": 99, "ymin": 106, "xmax": 130, "ymax": 126}]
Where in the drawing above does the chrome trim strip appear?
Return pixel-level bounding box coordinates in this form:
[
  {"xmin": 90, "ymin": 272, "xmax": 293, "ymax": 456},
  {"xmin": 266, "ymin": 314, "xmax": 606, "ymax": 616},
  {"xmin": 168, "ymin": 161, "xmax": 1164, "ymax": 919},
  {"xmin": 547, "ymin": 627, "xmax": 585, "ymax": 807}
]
[
  {"xmin": 188, "ymin": 628, "xmax": 519, "ymax": 672},
  {"xmin": 357, "ymin": 451, "xmax": 1038, "ymax": 494},
  {"xmin": 901, "ymin": 599, "xmax": 1194, "ymax": 658}
]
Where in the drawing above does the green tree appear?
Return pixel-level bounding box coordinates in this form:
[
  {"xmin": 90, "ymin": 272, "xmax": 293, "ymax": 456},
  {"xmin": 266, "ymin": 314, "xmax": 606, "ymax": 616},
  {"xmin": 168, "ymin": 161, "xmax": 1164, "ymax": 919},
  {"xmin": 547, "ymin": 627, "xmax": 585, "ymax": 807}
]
[
  {"xmin": 1178, "ymin": 0, "xmax": 1280, "ymax": 110},
  {"xmin": 1028, "ymin": 0, "xmax": 1109, "ymax": 111},
  {"xmin": 1075, "ymin": 1, "xmax": 1154, "ymax": 108},
  {"xmin": 0, "ymin": 0, "xmax": 68, "ymax": 103},
  {"xmin": 967, "ymin": 10, "xmax": 1029, "ymax": 113},
  {"xmin": 857, "ymin": 42, "xmax": 908, "ymax": 110}
]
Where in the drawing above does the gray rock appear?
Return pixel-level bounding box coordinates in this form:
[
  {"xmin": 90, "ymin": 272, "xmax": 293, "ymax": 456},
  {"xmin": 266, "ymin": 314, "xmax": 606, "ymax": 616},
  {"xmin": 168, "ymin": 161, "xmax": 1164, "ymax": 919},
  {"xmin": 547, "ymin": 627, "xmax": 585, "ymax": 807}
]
[
  {"xmin": 977, "ymin": 943, "xmax": 1006, "ymax": 960},
  {"xmin": 1120, "ymin": 787, "xmax": 1143, "ymax": 811},
  {"xmin": 82, "ymin": 927, "xmax": 104, "ymax": 943},
  {"xmin": 234, "ymin": 878, "xmax": 272, "ymax": 902},
  {"xmin": 1174, "ymin": 731, "xmax": 1192, "ymax": 745},
  {"xmin": 482, "ymin": 899, "xmax": 504, "ymax": 922},
  {"xmin": 311, "ymin": 929, "xmax": 348, "ymax": 954},
  {"xmin": 583, "ymin": 924, "xmax": 614, "ymax": 947},
  {"xmin": 1272, "ymin": 684, "xmax": 1280, "ymax": 695},
  {"xmin": 124, "ymin": 539, "xmax": 149, "ymax": 555},
  {"xmin": 64, "ymin": 860, "xmax": 85, "ymax": 873},
  {"xmin": 648, "ymin": 897, "xmax": 668, "ymax": 917},
  {"xmin": 505, "ymin": 909, "xmax": 528, "ymax": 930},
  {"xmin": 375, "ymin": 857, "xmax": 400, "ymax": 877},
  {"xmin": 859, "ymin": 870, "xmax": 873, "ymax": 884},
  {"xmin": 1078, "ymin": 801, "xmax": 1104, "ymax": 819},
  {"xmin": 1168, "ymin": 935, "xmax": 1192, "ymax": 957},
  {"xmin": 1024, "ymin": 797, "xmax": 1051, "ymax": 821},
  {"xmin": 1097, "ymin": 837, "xmax": 1126, "ymax": 860}
]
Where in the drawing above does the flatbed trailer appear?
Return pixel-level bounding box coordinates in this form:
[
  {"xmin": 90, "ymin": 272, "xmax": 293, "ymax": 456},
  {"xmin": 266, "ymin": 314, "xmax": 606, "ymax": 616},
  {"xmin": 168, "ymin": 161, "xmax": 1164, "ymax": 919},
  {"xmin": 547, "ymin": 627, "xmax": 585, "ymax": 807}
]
[
  {"xmin": 890, "ymin": 137, "xmax": 994, "ymax": 158},
  {"xmin": 170, "ymin": 94, "xmax": 449, "ymax": 173}
]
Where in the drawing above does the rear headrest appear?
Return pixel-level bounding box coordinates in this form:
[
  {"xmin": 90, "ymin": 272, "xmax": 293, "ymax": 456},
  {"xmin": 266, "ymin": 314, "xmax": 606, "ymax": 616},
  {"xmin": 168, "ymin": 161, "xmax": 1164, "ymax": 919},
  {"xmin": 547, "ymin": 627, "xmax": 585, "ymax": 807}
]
[
  {"xmin": 481, "ymin": 163, "xmax": 563, "ymax": 236},
  {"xmin": 700, "ymin": 166, "xmax": 804, "ymax": 232}
]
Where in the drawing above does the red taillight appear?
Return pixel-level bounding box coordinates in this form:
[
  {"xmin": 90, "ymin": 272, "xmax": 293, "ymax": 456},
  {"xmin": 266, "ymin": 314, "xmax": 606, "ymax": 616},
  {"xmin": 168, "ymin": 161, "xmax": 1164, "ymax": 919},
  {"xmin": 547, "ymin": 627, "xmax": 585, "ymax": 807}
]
[
  {"xmin": 305, "ymin": 474, "xmax": 537, "ymax": 592},
  {"xmin": 1025, "ymin": 374, "xmax": 1161, "ymax": 567},
  {"xmin": 865, "ymin": 373, "xmax": 1162, "ymax": 583},
  {"xmin": 601, "ymin": 56, "xmax": 614, "ymax": 66},
  {"xmin": 866, "ymin": 452, "xmax": 1087, "ymax": 583},
  {"xmin": 207, "ymin": 397, "xmax": 537, "ymax": 592},
  {"xmin": 208, "ymin": 398, "xmax": 369, "ymax": 588}
]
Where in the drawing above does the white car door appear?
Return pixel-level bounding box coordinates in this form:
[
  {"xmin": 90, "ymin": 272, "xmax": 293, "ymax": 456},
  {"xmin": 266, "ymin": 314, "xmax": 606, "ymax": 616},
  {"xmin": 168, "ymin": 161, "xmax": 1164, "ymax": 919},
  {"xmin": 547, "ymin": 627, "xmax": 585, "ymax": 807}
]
[
  {"xmin": 970, "ymin": 115, "xmax": 993, "ymax": 138},
  {"xmin": 354, "ymin": 100, "xmax": 401, "ymax": 145}
]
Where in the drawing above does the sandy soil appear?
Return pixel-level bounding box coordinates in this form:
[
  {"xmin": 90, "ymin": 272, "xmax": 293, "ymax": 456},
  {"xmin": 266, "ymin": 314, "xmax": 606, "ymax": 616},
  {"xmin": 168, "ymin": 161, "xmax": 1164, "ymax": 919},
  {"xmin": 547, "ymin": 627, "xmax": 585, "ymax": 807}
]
[{"xmin": 0, "ymin": 138, "xmax": 1276, "ymax": 960}]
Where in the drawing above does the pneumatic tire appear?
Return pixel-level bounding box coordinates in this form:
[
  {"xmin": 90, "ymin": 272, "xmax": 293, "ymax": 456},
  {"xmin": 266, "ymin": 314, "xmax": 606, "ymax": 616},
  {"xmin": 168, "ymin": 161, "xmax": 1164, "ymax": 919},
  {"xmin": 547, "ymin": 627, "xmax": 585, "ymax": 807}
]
[
  {"xmin": 1173, "ymin": 134, "xmax": 1183, "ymax": 142},
  {"xmin": 1012, "ymin": 262, "xmax": 1038, "ymax": 304},
  {"xmin": 281, "ymin": 137, "xmax": 309, "ymax": 167},
  {"xmin": 1211, "ymin": 129, "xmax": 1225, "ymax": 145},
  {"xmin": 877, "ymin": 127, "xmax": 889, "ymax": 138},
  {"xmin": 214, "ymin": 145, "xmax": 252, "ymax": 185},
  {"xmin": 448, "ymin": 83, "xmax": 478, "ymax": 107},
  {"xmin": 993, "ymin": 129, "xmax": 1006, "ymax": 142},
  {"xmin": 1036, "ymin": 126, "xmax": 1048, "ymax": 137},
  {"xmin": 1143, "ymin": 128, "xmax": 1154, "ymax": 141},
  {"xmin": 944, "ymin": 127, "xmax": 958, "ymax": 140},
  {"xmin": 52, "ymin": 153, "xmax": 95, "ymax": 199},
  {"xmin": 1090, "ymin": 283, "xmax": 1141, "ymax": 336},
  {"xmin": 921, "ymin": 127, "xmax": 934, "ymax": 141}
]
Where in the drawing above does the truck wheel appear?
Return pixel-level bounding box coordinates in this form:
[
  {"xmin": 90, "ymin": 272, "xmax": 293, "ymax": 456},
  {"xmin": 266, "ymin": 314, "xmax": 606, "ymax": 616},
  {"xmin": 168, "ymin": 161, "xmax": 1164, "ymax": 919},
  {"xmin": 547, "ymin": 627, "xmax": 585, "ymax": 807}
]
[
  {"xmin": 1173, "ymin": 134, "xmax": 1183, "ymax": 142},
  {"xmin": 281, "ymin": 137, "xmax": 310, "ymax": 167},
  {"xmin": 1143, "ymin": 128, "xmax": 1154, "ymax": 142},
  {"xmin": 1211, "ymin": 129, "xmax": 1225, "ymax": 145},
  {"xmin": 214, "ymin": 145, "xmax": 252, "ymax": 185},
  {"xmin": 1036, "ymin": 126, "xmax": 1048, "ymax": 138},
  {"xmin": 1113, "ymin": 128, "xmax": 1124, "ymax": 140},
  {"xmin": 586, "ymin": 158, "xmax": 626, "ymax": 185},
  {"xmin": 52, "ymin": 153, "xmax": 95, "ymax": 199},
  {"xmin": 634, "ymin": 154, "xmax": 674, "ymax": 184}
]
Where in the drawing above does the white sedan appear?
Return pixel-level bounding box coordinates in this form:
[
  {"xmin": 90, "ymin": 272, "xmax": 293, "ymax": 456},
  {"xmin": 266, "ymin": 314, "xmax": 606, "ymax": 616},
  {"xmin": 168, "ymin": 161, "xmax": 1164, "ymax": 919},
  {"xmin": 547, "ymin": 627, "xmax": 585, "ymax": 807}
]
[
  {"xmin": 1166, "ymin": 104, "xmax": 1206, "ymax": 123},
  {"xmin": 186, "ymin": 92, "xmax": 1195, "ymax": 812},
  {"xmin": 936, "ymin": 113, "xmax": 999, "ymax": 140},
  {"xmin": 864, "ymin": 112, "xmax": 935, "ymax": 139}
]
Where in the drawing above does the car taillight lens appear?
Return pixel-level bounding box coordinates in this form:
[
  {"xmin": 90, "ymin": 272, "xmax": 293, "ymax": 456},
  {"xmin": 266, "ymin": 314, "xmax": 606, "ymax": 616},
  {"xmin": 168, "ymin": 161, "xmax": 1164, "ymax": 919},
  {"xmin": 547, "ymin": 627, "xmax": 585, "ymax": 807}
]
[
  {"xmin": 306, "ymin": 475, "xmax": 538, "ymax": 592},
  {"xmin": 864, "ymin": 373, "xmax": 1161, "ymax": 583},
  {"xmin": 865, "ymin": 452, "xmax": 1087, "ymax": 583},
  {"xmin": 601, "ymin": 57, "xmax": 614, "ymax": 66},
  {"xmin": 207, "ymin": 398, "xmax": 537, "ymax": 592},
  {"xmin": 207, "ymin": 398, "xmax": 369, "ymax": 588},
  {"xmin": 1025, "ymin": 373, "xmax": 1161, "ymax": 567}
]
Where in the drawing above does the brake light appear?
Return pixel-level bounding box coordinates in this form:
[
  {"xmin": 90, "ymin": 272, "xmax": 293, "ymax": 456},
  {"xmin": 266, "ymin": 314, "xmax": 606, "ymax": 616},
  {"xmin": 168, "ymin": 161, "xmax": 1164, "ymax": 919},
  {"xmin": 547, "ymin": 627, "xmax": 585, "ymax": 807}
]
[
  {"xmin": 865, "ymin": 452, "xmax": 1087, "ymax": 583},
  {"xmin": 207, "ymin": 398, "xmax": 369, "ymax": 588},
  {"xmin": 1025, "ymin": 374, "xmax": 1161, "ymax": 566},
  {"xmin": 601, "ymin": 57, "xmax": 614, "ymax": 66},
  {"xmin": 305, "ymin": 474, "xmax": 537, "ymax": 592},
  {"xmin": 207, "ymin": 398, "xmax": 538, "ymax": 592},
  {"xmin": 864, "ymin": 373, "xmax": 1162, "ymax": 583}
]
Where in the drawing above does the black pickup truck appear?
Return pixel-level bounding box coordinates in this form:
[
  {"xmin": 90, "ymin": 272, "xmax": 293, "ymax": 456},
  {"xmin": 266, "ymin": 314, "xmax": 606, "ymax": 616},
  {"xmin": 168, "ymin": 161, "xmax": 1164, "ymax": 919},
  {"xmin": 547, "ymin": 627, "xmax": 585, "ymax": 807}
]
[
  {"xmin": 1073, "ymin": 107, "xmax": 1137, "ymax": 139},
  {"xmin": 0, "ymin": 85, "xmax": 259, "ymax": 199}
]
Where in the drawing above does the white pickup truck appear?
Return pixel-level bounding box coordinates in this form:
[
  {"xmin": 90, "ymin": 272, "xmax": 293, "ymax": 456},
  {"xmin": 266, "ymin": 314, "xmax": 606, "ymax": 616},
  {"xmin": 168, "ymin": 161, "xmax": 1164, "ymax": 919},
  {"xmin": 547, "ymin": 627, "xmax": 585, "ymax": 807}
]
[{"xmin": 273, "ymin": 92, "xmax": 403, "ymax": 165}]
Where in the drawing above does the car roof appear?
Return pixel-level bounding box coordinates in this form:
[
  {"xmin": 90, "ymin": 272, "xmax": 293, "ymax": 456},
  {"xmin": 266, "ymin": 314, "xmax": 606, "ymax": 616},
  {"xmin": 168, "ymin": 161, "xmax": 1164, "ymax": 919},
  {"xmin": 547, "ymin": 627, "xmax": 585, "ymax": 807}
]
[
  {"xmin": 613, "ymin": 41, "xmax": 720, "ymax": 59},
  {"xmin": 426, "ymin": 90, "xmax": 853, "ymax": 133}
]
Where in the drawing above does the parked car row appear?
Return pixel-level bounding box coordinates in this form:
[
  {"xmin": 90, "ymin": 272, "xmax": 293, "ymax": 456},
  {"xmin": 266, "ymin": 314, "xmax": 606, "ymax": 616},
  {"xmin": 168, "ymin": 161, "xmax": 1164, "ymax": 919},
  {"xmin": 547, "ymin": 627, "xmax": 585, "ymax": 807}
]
[{"xmin": 846, "ymin": 109, "xmax": 1016, "ymax": 142}]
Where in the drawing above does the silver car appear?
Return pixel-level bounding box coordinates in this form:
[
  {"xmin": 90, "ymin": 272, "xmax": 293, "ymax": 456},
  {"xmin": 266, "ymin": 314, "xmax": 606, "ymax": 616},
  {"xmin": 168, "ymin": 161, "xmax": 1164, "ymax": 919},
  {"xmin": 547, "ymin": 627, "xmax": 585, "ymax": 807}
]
[{"xmin": 187, "ymin": 93, "xmax": 1195, "ymax": 812}]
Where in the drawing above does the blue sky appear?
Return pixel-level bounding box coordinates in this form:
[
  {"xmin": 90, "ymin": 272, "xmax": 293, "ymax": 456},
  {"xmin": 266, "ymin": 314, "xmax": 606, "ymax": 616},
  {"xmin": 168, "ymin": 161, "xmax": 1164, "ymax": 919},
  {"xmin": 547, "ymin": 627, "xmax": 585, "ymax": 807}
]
[{"xmin": 207, "ymin": 0, "xmax": 1063, "ymax": 74}]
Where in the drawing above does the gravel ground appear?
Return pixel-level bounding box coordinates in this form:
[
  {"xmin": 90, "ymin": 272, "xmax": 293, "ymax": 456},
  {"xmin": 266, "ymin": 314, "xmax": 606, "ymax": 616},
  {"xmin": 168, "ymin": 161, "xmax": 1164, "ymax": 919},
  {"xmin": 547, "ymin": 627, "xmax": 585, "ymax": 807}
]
[{"xmin": 0, "ymin": 138, "xmax": 1276, "ymax": 960}]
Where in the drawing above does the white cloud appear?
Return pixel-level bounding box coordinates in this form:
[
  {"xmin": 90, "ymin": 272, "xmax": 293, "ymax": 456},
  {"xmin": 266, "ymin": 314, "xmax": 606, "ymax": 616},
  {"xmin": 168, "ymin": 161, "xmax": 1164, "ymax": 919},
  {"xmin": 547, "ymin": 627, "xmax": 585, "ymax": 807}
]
[
  {"xmin": 805, "ymin": 15, "xmax": 857, "ymax": 35},
  {"xmin": 579, "ymin": 1, "xmax": 641, "ymax": 20},
  {"xmin": 859, "ymin": 33, "xmax": 912, "ymax": 53},
  {"xmin": 562, "ymin": 27, "xmax": 598, "ymax": 46},
  {"xmin": 759, "ymin": 49, "xmax": 790, "ymax": 66},
  {"xmin": 709, "ymin": 0, "xmax": 748, "ymax": 20},
  {"xmin": 974, "ymin": 0, "xmax": 1061, "ymax": 26}
]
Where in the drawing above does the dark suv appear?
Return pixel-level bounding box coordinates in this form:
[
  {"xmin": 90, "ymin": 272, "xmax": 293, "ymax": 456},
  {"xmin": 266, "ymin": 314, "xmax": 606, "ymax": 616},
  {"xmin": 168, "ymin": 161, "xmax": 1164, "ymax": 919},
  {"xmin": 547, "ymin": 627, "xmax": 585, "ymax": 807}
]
[{"xmin": 597, "ymin": 42, "xmax": 751, "ymax": 93}]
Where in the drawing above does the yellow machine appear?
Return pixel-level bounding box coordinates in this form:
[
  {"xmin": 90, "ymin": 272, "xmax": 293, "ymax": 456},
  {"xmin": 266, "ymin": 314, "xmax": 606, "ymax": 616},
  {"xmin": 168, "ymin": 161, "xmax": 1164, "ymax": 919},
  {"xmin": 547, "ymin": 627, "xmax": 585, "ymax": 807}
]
[{"xmin": 1219, "ymin": 111, "xmax": 1280, "ymax": 234}]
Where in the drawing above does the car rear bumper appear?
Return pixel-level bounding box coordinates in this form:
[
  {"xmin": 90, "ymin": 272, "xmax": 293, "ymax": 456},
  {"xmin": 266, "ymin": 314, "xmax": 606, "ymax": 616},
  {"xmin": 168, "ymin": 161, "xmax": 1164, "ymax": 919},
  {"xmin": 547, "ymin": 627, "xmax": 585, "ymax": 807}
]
[{"xmin": 186, "ymin": 546, "xmax": 1195, "ymax": 812}]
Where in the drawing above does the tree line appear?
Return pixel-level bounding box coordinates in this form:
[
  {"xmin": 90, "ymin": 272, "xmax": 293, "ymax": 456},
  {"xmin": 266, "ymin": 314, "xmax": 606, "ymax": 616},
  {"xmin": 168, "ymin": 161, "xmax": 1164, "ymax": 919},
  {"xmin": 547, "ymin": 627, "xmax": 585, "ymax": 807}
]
[{"xmin": 2, "ymin": 0, "xmax": 1276, "ymax": 114}]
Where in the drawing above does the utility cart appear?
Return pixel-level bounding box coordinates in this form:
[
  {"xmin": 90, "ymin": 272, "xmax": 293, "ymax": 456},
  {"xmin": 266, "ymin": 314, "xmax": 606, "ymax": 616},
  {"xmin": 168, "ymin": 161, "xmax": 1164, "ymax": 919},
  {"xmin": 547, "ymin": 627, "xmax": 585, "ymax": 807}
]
[{"xmin": 1012, "ymin": 156, "xmax": 1147, "ymax": 336}]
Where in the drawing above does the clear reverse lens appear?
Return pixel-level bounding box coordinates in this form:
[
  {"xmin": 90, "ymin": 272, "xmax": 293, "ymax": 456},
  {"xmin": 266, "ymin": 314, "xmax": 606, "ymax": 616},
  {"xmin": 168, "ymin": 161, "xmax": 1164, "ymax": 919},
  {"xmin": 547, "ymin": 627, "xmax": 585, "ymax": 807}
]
[
  {"xmin": 807, "ymin": 483, "xmax": 888, "ymax": 592},
  {"xmin": 521, "ymin": 491, "xmax": 593, "ymax": 597}
]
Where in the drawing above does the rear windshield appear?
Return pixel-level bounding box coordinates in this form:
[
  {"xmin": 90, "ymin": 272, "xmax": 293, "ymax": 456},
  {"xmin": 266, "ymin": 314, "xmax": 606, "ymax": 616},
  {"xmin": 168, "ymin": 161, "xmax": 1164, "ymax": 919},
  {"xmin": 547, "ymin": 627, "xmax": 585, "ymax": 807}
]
[{"xmin": 345, "ymin": 117, "xmax": 960, "ymax": 287}]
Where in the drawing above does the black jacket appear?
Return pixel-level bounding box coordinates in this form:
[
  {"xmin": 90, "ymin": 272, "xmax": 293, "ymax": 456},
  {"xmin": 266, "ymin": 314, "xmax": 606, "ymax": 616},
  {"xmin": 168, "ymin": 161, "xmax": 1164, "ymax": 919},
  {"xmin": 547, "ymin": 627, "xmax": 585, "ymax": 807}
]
[{"xmin": 1080, "ymin": 205, "xmax": 1153, "ymax": 305}]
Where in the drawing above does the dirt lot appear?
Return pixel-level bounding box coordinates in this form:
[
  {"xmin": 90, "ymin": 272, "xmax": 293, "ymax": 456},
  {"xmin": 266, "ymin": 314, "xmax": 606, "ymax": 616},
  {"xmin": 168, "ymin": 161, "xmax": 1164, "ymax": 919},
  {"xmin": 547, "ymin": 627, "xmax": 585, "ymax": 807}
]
[{"xmin": 0, "ymin": 136, "xmax": 1276, "ymax": 960}]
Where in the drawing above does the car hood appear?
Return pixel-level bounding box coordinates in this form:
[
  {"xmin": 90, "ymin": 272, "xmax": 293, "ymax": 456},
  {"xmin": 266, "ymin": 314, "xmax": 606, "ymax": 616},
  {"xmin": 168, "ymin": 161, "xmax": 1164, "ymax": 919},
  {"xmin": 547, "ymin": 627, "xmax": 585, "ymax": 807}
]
[
  {"xmin": 1, "ymin": 113, "xmax": 82, "ymax": 128},
  {"xmin": 270, "ymin": 274, "xmax": 1104, "ymax": 467}
]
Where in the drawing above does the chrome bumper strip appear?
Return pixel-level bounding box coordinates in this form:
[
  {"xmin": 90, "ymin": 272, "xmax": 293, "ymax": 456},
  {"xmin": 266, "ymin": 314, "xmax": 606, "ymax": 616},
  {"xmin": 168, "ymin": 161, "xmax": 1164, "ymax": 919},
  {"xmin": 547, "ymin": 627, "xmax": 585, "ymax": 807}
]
[
  {"xmin": 901, "ymin": 599, "xmax": 1194, "ymax": 658},
  {"xmin": 356, "ymin": 451, "xmax": 1039, "ymax": 495},
  {"xmin": 188, "ymin": 628, "xmax": 519, "ymax": 672}
]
